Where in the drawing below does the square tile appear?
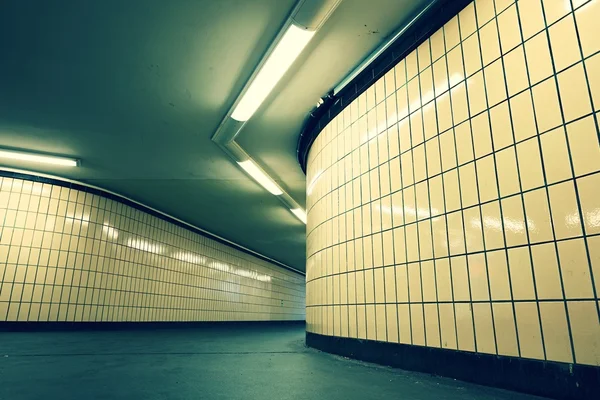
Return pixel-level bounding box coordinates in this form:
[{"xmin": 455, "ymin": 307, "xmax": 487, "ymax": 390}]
[
  {"xmin": 503, "ymin": 45, "xmax": 529, "ymax": 96},
  {"xmin": 567, "ymin": 116, "xmax": 600, "ymax": 176},
  {"xmin": 518, "ymin": 0, "xmax": 546, "ymax": 40},
  {"xmin": 575, "ymin": 0, "xmax": 600, "ymax": 57},
  {"xmin": 501, "ymin": 194, "xmax": 528, "ymax": 246},
  {"xmin": 497, "ymin": 4, "xmax": 522, "ymax": 53},
  {"xmin": 548, "ymin": 15, "xmax": 582, "ymax": 72},
  {"xmin": 532, "ymin": 78, "xmax": 563, "ymax": 133},
  {"xmin": 531, "ymin": 242, "xmax": 564, "ymax": 299},
  {"xmin": 467, "ymin": 71, "xmax": 487, "ymax": 116},
  {"xmin": 576, "ymin": 173, "xmax": 600, "ymax": 234},
  {"xmin": 525, "ymin": 32, "xmax": 553, "ymax": 85},
  {"xmin": 510, "ymin": 90, "xmax": 537, "ymax": 141},
  {"xmin": 507, "ymin": 247, "xmax": 536, "ymax": 300},
  {"xmin": 557, "ymin": 238, "xmax": 594, "ymax": 298},
  {"xmin": 558, "ymin": 63, "xmax": 593, "ymax": 122},
  {"xmin": 464, "ymin": 206, "xmax": 484, "ymax": 253},
  {"xmin": 539, "ymin": 302, "xmax": 573, "ymax": 363},
  {"xmin": 460, "ymin": 3, "xmax": 478, "ymax": 40},
  {"xmin": 463, "ymin": 33, "xmax": 482, "ymax": 77},
  {"xmin": 496, "ymin": 146, "xmax": 520, "ymax": 196},
  {"xmin": 455, "ymin": 121, "xmax": 475, "ymax": 165},
  {"xmin": 477, "ymin": 155, "xmax": 500, "ymax": 202},
  {"xmin": 451, "ymin": 83, "xmax": 470, "ymax": 124},
  {"xmin": 540, "ymin": 127, "xmax": 572, "ymax": 184},
  {"xmin": 484, "ymin": 59, "xmax": 508, "ymax": 106},
  {"xmin": 568, "ymin": 301, "xmax": 600, "ymax": 365},
  {"xmin": 548, "ymin": 181, "xmax": 583, "ymax": 239},
  {"xmin": 459, "ymin": 162, "xmax": 479, "ymax": 207},
  {"xmin": 490, "ymin": 101, "xmax": 514, "ymax": 150},
  {"xmin": 487, "ymin": 250, "xmax": 512, "ymax": 300},
  {"xmin": 472, "ymin": 112, "xmax": 493, "ymax": 157},
  {"xmin": 523, "ymin": 187, "xmax": 554, "ymax": 243},
  {"xmin": 585, "ymin": 54, "xmax": 600, "ymax": 112},
  {"xmin": 479, "ymin": 19, "xmax": 502, "ymax": 66}
]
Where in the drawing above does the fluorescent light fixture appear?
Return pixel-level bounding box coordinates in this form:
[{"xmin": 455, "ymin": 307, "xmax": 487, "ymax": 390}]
[
  {"xmin": 238, "ymin": 160, "xmax": 283, "ymax": 195},
  {"xmin": 291, "ymin": 208, "xmax": 307, "ymax": 224},
  {"xmin": 0, "ymin": 149, "xmax": 78, "ymax": 167},
  {"xmin": 231, "ymin": 24, "xmax": 315, "ymax": 121}
]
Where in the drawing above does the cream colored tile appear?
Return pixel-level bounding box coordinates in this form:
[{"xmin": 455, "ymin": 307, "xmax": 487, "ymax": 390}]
[
  {"xmin": 386, "ymin": 305, "xmax": 399, "ymax": 343},
  {"xmin": 467, "ymin": 71, "xmax": 487, "ymax": 116},
  {"xmin": 445, "ymin": 16, "xmax": 461, "ymax": 51},
  {"xmin": 498, "ymin": 4, "xmax": 522, "ymax": 53},
  {"xmin": 495, "ymin": 0, "xmax": 515, "ymax": 13},
  {"xmin": 586, "ymin": 235, "xmax": 600, "ymax": 294},
  {"xmin": 558, "ymin": 63, "xmax": 593, "ymax": 122},
  {"xmin": 477, "ymin": 155, "xmax": 499, "ymax": 202},
  {"xmin": 510, "ymin": 90, "xmax": 537, "ymax": 141},
  {"xmin": 421, "ymin": 68, "xmax": 435, "ymax": 106},
  {"xmin": 503, "ymin": 46, "xmax": 529, "ymax": 97},
  {"xmin": 447, "ymin": 211, "xmax": 466, "ymax": 255},
  {"xmin": 485, "ymin": 59, "xmax": 508, "ymax": 106},
  {"xmin": 515, "ymin": 302, "xmax": 545, "ymax": 359},
  {"xmin": 406, "ymin": 225, "xmax": 420, "ymax": 263},
  {"xmin": 444, "ymin": 170, "xmax": 462, "ymax": 212},
  {"xmin": 404, "ymin": 187, "xmax": 416, "ymax": 224},
  {"xmin": 531, "ymin": 242, "xmax": 564, "ymax": 299},
  {"xmin": 472, "ymin": 112, "xmax": 493, "ymax": 158},
  {"xmin": 541, "ymin": 127, "xmax": 572, "ymax": 184},
  {"xmin": 418, "ymin": 40, "xmax": 432, "ymax": 72},
  {"xmin": 549, "ymin": 15, "xmax": 582, "ymax": 72},
  {"xmin": 407, "ymin": 51, "xmax": 419, "ymax": 81},
  {"xmin": 396, "ymin": 59, "xmax": 407, "ymax": 89},
  {"xmin": 413, "ymin": 145, "xmax": 427, "ymax": 183},
  {"xmin": 532, "ymin": 78, "xmax": 563, "ymax": 133},
  {"xmin": 517, "ymin": 137, "xmax": 544, "ymax": 190},
  {"xmin": 523, "ymin": 188, "xmax": 554, "ymax": 243},
  {"xmin": 399, "ymin": 118, "xmax": 411, "ymax": 153},
  {"xmin": 426, "ymin": 137, "xmax": 442, "ymax": 177},
  {"xmin": 430, "ymin": 176, "xmax": 445, "ymax": 216},
  {"xmin": 496, "ymin": 147, "xmax": 520, "ymax": 196},
  {"xmin": 411, "ymin": 111, "xmax": 424, "ymax": 146},
  {"xmin": 473, "ymin": 302, "xmax": 497, "ymax": 354},
  {"xmin": 411, "ymin": 304, "xmax": 426, "ymax": 345},
  {"xmin": 433, "ymin": 57, "xmax": 450, "ymax": 98},
  {"xmin": 385, "ymin": 69, "xmax": 396, "ymax": 100},
  {"xmin": 455, "ymin": 302, "xmax": 476, "ymax": 351},
  {"xmin": 408, "ymin": 78, "xmax": 421, "ymax": 115},
  {"xmin": 480, "ymin": 19, "xmax": 501, "ymax": 66},
  {"xmin": 578, "ymin": 174, "xmax": 600, "ymax": 234},
  {"xmin": 482, "ymin": 201, "xmax": 505, "ymax": 249},
  {"xmin": 423, "ymin": 102, "xmax": 438, "ymax": 140},
  {"xmin": 567, "ymin": 117, "xmax": 600, "ymax": 176},
  {"xmin": 455, "ymin": 121, "xmax": 475, "ymax": 165},
  {"xmin": 421, "ymin": 261, "xmax": 437, "ymax": 301},
  {"xmin": 447, "ymin": 46, "xmax": 466, "ymax": 87},
  {"xmin": 401, "ymin": 151, "xmax": 414, "ymax": 188},
  {"xmin": 435, "ymin": 258, "xmax": 452, "ymax": 301},
  {"xmin": 539, "ymin": 302, "xmax": 573, "ymax": 363},
  {"xmin": 398, "ymin": 304, "xmax": 412, "ymax": 344},
  {"xmin": 585, "ymin": 54, "xmax": 600, "ymax": 112},
  {"xmin": 464, "ymin": 206, "xmax": 484, "ymax": 253},
  {"xmin": 431, "ymin": 28, "xmax": 446, "ymax": 62},
  {"xmin": 463, "ymin": 33, "xmax": 482, "ymax": 78},
  {"xmin": 477, "ymin": 0, "xmax": 496, "ymax": 27},
  {"xmin": 393, "ymin": 227, "xmax": 406, "ymax": 264},
  {"xmin": 451, "ymin": 83, "xmax": 470, "ymax": 124},
  {"xmin": 525, "ymin": 32, "xmax": 554, "ymax": 85},
  {"xmin": 408, "ymin": 262, "xmax": 422, "ymax": 302},
  {"xmin": 416, "ymin": 181, "xmax": 430, "ymax": 221},
  {"xmin": 568, "ymin": 301, "xmax": 600, "ymax": 366},
  {"xmin": 376, "ymin": 76, "xmax": 386, "ymax": 105},
  {"xmin": 575, "ymin": 0, "xmax": 600, "ymax": 57},
  {"xmin": 518, "ymin": 0, "xmax": 545, "ymax": 40},
  {"xmin": 460, "ymin": 3, "xmax": 478, "ymax": 40},
  {"xmin": 440, "ymin": 129, "xmax": 457, "ymax": 171},
  {"xmin": 459, "ymin": 162, "xmax": 479, "ymax": 207},
  {"xmin": 439, "ymin": 303, "xmax": 458, "ymax": 349},
  {"xmin": 501, "ymin": 195, "xmax": 528, "ymax": 246},
  {"xmin": 549, "ymin": 181, "xmax": 583, "ymax": 239},
  {"xmin": 490, "ymin": 101, "xmax": 514, "ymax": 150},
  {"xmin": 493, "ymin": 302, "xmax": 519, "ymax": 356},
  {"xmin": 542, "ymin": 0, "xmax": 572, "ymax": 24},
  {"xmin": 558, "ymin": 238, "xmax": 594, "ymax": 298},
  {"xmin": 437, "ymin": 92, "xmax": 453, "ymax": 133},
  {"xmin": 451, "ymin": 256, "xmax": 470, "ymax": 300},
  {"xmin": 508, "ymin": 247, "xmax": 536, "ymax": 300}
]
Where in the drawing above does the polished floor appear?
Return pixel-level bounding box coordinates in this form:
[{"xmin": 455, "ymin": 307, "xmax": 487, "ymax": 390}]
[{"xmin": 0, "ymin": 323, "xmax": 548, "ymax": 400}]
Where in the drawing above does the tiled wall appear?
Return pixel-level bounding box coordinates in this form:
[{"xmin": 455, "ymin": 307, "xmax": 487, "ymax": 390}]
[
  {"xmin": 0, "ymin": 175, "xmax": 305, "ymax": 322},
  {"xmin": 306, "ymin": 0, "xmax": 600, "ymax": 367}
]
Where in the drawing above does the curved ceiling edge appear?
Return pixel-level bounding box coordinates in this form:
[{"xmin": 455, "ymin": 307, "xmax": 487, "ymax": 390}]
[
  {"xmin": 296, "ymin": 0, "xmax": 472, "ymax": 174},
  {"xmin": 0, "ymin": 168, "xmax": 305, "ymax": 276}
]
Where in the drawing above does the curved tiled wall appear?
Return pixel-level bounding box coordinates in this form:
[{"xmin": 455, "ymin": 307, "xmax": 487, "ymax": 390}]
[
  {"xmin": 0, "ymin": 173, "xmax": 305, "ymax": 322},
  {"xmin": 305, "ymin": 0, "xmax": 599, "ymax": 396}
]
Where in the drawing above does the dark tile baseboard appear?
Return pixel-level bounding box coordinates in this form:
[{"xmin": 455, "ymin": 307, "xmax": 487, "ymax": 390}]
[
  {"xmin": 306, "ymin": 332, "xmax": 599, "ymax": 400},
  {"xmin": 0, "ymin": 320, "xmax": 305, "ymax": 332}
]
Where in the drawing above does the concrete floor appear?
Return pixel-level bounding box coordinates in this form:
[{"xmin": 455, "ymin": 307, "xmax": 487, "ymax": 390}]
[{"xmin": 0, "ymin": 323, "xmax": 548, "ymax": 400}]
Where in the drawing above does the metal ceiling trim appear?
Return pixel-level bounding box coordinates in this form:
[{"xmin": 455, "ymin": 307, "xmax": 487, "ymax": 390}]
[{"xmin": 0, "ymin": 167, "xmax": 305, "ymax": 276}]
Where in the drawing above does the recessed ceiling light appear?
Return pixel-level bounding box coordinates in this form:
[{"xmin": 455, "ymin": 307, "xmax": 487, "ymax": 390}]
[
  {"xmin": 231, "ymin": 24, "xmax": 314, "ymax": 122},
  {"xmin": 290, "ymin": 208, "xmax": 307, "ymax": 224},
  {"xmin": 237, "ymin": 160, "xmax": 283, "ymax": 195},
  {"xmin": 0, "ymin": 148, "xmax": 78, "ymax": 167}
]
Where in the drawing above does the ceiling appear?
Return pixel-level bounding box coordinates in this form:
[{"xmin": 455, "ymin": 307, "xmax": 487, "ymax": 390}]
[{"xmin": 0, "ymin": 0, "xmax": 429, "ymax": 272}]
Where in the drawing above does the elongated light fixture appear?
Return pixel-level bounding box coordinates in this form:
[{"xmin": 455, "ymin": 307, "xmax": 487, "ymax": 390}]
[
  {"xmin": 237, "ymin": 160, "xmax": 283, "ymax": 195},
  {"xmin": 0, "ymin": 148, "xmax": 78, "ymax": 167},
  {"xmin": 291, "ymin": 208, "xmax": 307, "ymax": 224},
  {"xmin": 231, "ymin": 24, "xmax": 315, "ymax": 122}
]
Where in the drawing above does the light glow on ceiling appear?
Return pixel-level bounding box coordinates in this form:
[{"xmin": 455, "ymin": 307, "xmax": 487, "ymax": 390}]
[
  {"xmin": 0, "ymin": 148, "xmax": 78, "ymax": 167},
  {"xmin": 238, "ymin": 160, "xmax": 283, "ymax": 195},
  {"xmin": 231, "ymin": 24, "xmax": 315, "ymax": 121},
  {"xmin": 291, "ymin": 208, "xmax": 307, "ymax": 224}
]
